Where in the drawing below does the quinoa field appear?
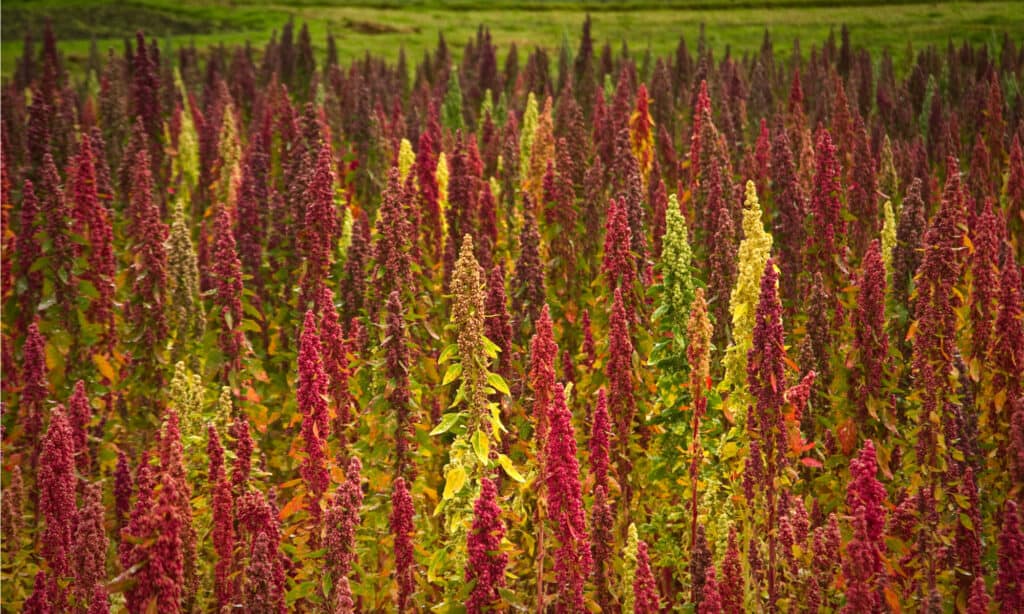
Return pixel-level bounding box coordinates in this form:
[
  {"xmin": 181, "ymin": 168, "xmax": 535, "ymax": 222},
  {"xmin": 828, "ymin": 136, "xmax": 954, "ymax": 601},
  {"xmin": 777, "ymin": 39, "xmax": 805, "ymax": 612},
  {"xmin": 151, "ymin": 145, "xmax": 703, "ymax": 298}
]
[{"xmin": 1, "ymin": 7, "xmax": 1023, "ymax": 613}]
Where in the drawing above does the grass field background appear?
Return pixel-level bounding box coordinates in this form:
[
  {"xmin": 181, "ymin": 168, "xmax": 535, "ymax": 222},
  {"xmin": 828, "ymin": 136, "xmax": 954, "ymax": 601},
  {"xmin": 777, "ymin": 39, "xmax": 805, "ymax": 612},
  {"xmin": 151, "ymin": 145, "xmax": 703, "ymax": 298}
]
[{"xmin": 3, "ymin": 0, "xmax": 1022, "ymax": 78}]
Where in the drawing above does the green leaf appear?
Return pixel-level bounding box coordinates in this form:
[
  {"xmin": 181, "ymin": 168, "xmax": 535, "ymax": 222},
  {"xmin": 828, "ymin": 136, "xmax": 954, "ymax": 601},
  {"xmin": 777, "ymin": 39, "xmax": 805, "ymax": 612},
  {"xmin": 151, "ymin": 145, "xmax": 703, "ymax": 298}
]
[
  {"xmin": 497, "ymin": 454, "xmax": 525, "ymax": 482},
  {"xmin": 437, "ymin": 344, "xmax": 459, "ymax": 364},
  {"xmin": 430, "ymin": 412, "xmax": 462, "ymax": 436},
  {"xmin": 442, "ymin": 465, "xmax": 467, "ymax": 500},
  {"xmin": 482, "ymin": 335, "xmax": 501, "ymax": 358},
  {"xmin": 472, "ymin": 429, "xmax": 490, "ymax": 464},
  {"xmin": 487, "ymin": 372, "xmax": 510, "ymax": 396},
  {"xmin": 442, "ymin": 362, "xmax": 463, "ymax": 386}
]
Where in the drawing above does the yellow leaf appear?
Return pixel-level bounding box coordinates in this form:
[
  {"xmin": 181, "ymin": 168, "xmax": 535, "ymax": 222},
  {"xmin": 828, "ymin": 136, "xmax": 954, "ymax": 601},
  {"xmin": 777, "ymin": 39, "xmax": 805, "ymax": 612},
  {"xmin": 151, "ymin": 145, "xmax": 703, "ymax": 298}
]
[
  {"xmin": 442, "ymin": 466, "xmax": 467, "ymax": 501},
  {"xmin": 498, "ymin": 454, "xmax": 525, "ymax": 483},
  {"xmin": 93, "ymin": 354, "xmax": 117, "ymax": 382},
  {"xmin": 472, "ymin": 429, "xmax": 490, "ymax": 464}
]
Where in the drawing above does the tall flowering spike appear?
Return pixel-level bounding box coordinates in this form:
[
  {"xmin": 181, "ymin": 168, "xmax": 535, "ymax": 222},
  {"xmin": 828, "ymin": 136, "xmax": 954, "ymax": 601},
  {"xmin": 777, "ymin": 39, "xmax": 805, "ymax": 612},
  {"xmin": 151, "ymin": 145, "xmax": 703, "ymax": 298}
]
[
  {"xmin": 991, "ymin": 261, "xmax": 1024, "ymax": 413},
  {"xmin": 398, "ymin": 138, "xmax": 415, "ymax": 182},
  {"xmin": 2, "ymin": 465, "xmax": 23, "ymax": 553},
  {"xmin": 546, "ymin": 383, "xmax": 592, "ymax": 614},
  {"xmin": 159, "ymin": 410, "xmax": 198, "ymax": 609},
  {"xmin": 608, "ymin": 287, "xmax": 636, "ymax": 489},
  {"xmin": 484, "ymin": 265, "xmax": 513, "ymax": 379},
  {"xmin": 301, "ymin": 143, "xmax": 336, "ymax": 306},
  {"xmin": 589, "ymin": 388, "xmax": 611, "ymax": 492},
  {"xmin": 996, "ymin": 501, "xmax": 1024, "ymax": 612},
  {"xmin": 24, "ymin": 571, "xmax": 52, "ymax": 614},
  {"xmin": 529, "ymin": 304, "xmax": 558, "ymax": 453},
  {"xmin": 519, "ymin": 92, "xmax": 540, "ymax": 186},
  {"xmin": 633, "ymin": 540, "xmax": 660, "ymax": 613},
  {"xmin": 244, "ymin": 531, "xmax": 280, "ymax": 614},
  {"xmin": 446, "ymin": 139, "xmax": 481, "ymax": 281},
  {"xmin": 967, "ymin": 576, "xmax": 990, "ymax": 614},
  {"xmin": 651, "ymin": 177, "xmax": 669, "ymax": 257},
  {"xmin": 131, "ymin": 31, "xmax": 161, "ymax": 146},
  {"xmin": 912, "ymin": 158, "xmax": 968, "ymax": 466},
  {"xmin": 842, "ymin": 440, "xmax": 887, "ymax": 613},
  {"xmin": 629, "ymin": 84, "xmax": 655, "ymax": 181},
  {"xmin": 465, "ymin": 478, "xmax": 507, "ymax": 614},
  {"xmin": 16, "ymin": 181, "xmax": 43, "ymax": 330},
  {"xmin": 169, "ymin": 361, "xmax": 203, "ymax": 444},
  {"xmin": 745, "ymin": 258, "xmax": 789, "ymax": 604},
  {"xmin": 748, "ymin": 258, "xmax": 786, "ymax": 452},
  {"xmin": 1007, "ymin": 134, "xmax": 1024, "ymax": 245},
  {"xmin": 851, "ymin": 240, "xmax": 888, "ymax": 425},
  {"xmin": 212, "ymin": 202, "xmax": 246, "ymax": 374},
  {"xmin": 893, "ymin": 178, "xmax": 926, "ymax": 311},
  {"xmin": 318, "ymin": 288, "xmax": 351, "ymax": 442},
  {"xmin": 375, "ymin": 166, "xmax": 413, "ymax": 302},
  {"xmin": 415, "ymin": 127, "xmax": 442, "ymax": 257},
  {"xmin": 127, "ymin": 147, "xmax": 169, "ymax": 358},
  {"xmin": 236, "ymin": 133, "xmax": 269, "ymax": 284},
  {"xmin": 770, "ymin": 119, "xmax": 805, "ymax": 305},
  {"xmin": 211, "ymin": 470, "xmax": 235, "ymax": 609},
  {"xmin": 808, "ymin": 128, "xmax": 844, "ymax": 285},
  {"xmin": 689, "ymin": 80, "xmax": 712, "ymax": 184},
  {"xmin": 326, "ymin": 456, "xmax": 363, "ymax": 598},
  {"xmin": 849, "ymin": 117, "xmax": 878, "ymax": 255},
  {"xmin": 341, "ymin": 211, "xmax": 370, "ymax": 322},
  {"xmin": 512, "ymin": 206, "xmax": 546, "ymax": 334},
  {"xmin": 881, "ymin": 200, "xmax": 896, "ymax": 279},
  {"xmin": 687, "ymin": 289, "xmax": 713, "ymax": 397},
  {"xmin": 40, "ymin": 407, "xmax": 75, "ymax": 579},
  {"xmin": 699, "ymin": 565, "xmax": 724, "ymax": 614},
  {"xmin": 229, "ymin": 414, "xmax": 253, "ymax": 493},
  {"xmin": 590, "ymin": 485, "xmax": 615, "ymax": 612},
  {"xmin": 968, "ymin": 200, "xmax": 1001, "ymax": 366},
  {"xmin": 660, "ymin": 194, "xmax": 694, "ymax": 331},
  {"xmin": 690, "ymin": 523, "xmax": 712, "ymax": 606},
  {"xmin": 723, "ymin": 180, "xmax": 774, "ymax": 411},
  {"xmin": 68, "ymin": 380, "xmax": 92, "ymax": 470},
  {"xmin": 618, "ymin": 523, "xmax": 646, "ymax": 612},
  {"xmin": 40, "ymin": 153, "xmax": 77, "ymax": 328},
  {"xmin": 705, "ymin": 160, "xmax": 737, "ymax": 345},
  {"xmin": 113, "ymin": 452, "xmax": 132, "ymax": 525},
  {"xmin": 452, "ymin": 235, "xmax": 489, "ymax": 418},
  {"xmin": 236, "ymin": 490, "xmax": 286, "ymax": 614},
  {"xmin": 384, "ymin": 291, "xmax": 414, "ymax": 475},
  {"xmin": 581, "ymin": 309, "xmax": 597, "ymax": 368},
  {"xmin": 477, "ymin": 181, "xmax": 498, "ymax": 271},
  {"xmin": 721, "ymin": 528, "xmax": 744, "ymax": 614},
  {"xmin": 437, "ymin": 153, "xmax": 449, "ymax": 212},
  {"xmin": 167, "ymin": 199, "xmax": 205, "ymax": 351},
  {"xmin": 956, "ymin": 467, "xmax": 983, "ymax": 583},
  {"xmin": 391, "ymin": 476, "xmax": 416, "ymax": 612},
  {"xmin": 603, "ymin": 196, "xmax": 635, "ymax": 302},
  {"xmin": 72, "ymin": 482, "xmax": 109, "ymax": 609},
  {"xmin": 298, "ymin": 310, "xmax": 330, "ymax": 515},
  {"xmin": 70, "ymin": 136, "xmax": 116, "ymax": 342},
  {"xmin": 21, "ymin": 321, "xmax": 48, "ymax": 448},
  {"xmin": 207, "ymin": 423, "xmax": 225, "ymax": 483}
]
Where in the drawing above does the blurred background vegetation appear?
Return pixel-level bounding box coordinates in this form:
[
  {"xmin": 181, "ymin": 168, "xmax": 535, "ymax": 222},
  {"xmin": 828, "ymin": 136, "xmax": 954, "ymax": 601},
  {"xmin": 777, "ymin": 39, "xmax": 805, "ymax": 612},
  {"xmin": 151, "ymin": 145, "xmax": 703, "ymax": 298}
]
[{"xmin": 3, "ymin": 0, "xmax": 1022, "ymax": 77}]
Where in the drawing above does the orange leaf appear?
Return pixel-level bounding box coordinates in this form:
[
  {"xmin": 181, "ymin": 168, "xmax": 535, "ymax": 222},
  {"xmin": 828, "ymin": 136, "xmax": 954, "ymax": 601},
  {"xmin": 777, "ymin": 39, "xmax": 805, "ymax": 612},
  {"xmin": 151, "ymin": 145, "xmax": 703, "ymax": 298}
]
[
  {"xmin": 279, "ymin": 493, "xmax": 305, "ymax": 520},
  {"xmin": 883, "ymin": 586, "xmax": 902, "ymax": 613},
  {"xmin": 800, "ymin": 457, "xmax": 823, "ymax": 468}
]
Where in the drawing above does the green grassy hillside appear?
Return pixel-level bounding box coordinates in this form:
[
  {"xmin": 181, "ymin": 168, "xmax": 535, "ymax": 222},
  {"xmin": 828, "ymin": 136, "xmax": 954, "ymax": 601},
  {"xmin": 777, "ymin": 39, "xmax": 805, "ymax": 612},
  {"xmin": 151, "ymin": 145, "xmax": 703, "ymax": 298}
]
[{"xmin": 3, "ymin": 0, "xmax": 1021, "ymax": 77}]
